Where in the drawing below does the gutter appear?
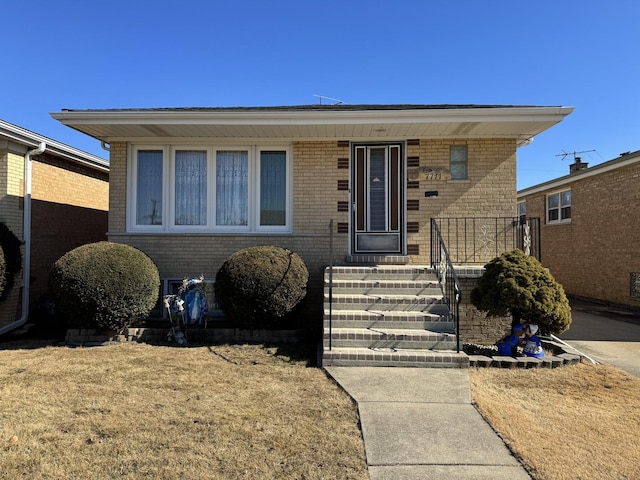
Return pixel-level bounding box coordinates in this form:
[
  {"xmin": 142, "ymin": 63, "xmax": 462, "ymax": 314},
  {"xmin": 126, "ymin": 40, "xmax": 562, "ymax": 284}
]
[{"xmin": 0, "ymin": 142, "xmax": 46, "ymax": 335}]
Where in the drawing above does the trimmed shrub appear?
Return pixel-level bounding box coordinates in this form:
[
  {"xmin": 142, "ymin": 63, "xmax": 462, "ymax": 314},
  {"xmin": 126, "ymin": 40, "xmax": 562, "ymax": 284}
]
[
  {"xmin": 470, "ymin": 249, "xmax": 572, "ymax": 335},
  {"xmin": 0, "ymin": 223, "xmax": 22, "ymax": 301},
  {"xmin": 215, "ymin": 246, "xmax": 308, "ymax": 328},
  {"xmin": 49, "ymin": 242, "xmax": 160, "ymax": 332}
]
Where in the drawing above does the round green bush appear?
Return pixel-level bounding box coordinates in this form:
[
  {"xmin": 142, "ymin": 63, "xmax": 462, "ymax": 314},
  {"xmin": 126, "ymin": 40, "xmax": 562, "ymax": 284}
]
[
  {"xmin": 49, "ymin": 242, "xmax": 160, "ymax": 332},
  {"xmin": 470, "ymin": 249, "xmax": 572, "ymax": 335},
  {"xmin": 215, "ymin": 246, "xmax": 308, "ymax": 328},
  {"xmin": 0, "ymin": 223, "xmax": 22, "ymax": 301}
]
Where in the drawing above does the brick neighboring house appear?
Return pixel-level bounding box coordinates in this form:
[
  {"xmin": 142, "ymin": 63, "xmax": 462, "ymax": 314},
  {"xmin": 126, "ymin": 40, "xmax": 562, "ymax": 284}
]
[
  {"xmin": 52, "ymin": 104, "xmax": 572, "ymax": 349},
  {"xmin": 517, "ymin": 150, "xmax": 640, "ymax": 309},
  {"xmin": 0, "ymin": 120, "xmax": 109, "ymax": 334}
]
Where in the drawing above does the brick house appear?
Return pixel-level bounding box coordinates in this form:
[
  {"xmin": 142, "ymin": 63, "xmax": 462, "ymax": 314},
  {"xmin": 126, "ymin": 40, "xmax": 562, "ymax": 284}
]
[
  {"xmin": 52, "ymin": 105, "xmax": 572, "ymax": 363},
  {"xmin": 0, "ymin": 119, "xmax": 109, "ymax": 335},
  {"xmin": 517, "ymin": 150, "xmax": 640, "ymax": 309}
]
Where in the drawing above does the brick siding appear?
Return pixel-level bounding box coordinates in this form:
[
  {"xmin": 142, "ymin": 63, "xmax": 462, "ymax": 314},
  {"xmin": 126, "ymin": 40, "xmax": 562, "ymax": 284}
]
[
  {"xmin": 0, "ymin": 147, "xmax": 109, "ymax": 327},
  {"xmin": 519, "ymin": 160, "xmax": 640, "ymax": 308}
]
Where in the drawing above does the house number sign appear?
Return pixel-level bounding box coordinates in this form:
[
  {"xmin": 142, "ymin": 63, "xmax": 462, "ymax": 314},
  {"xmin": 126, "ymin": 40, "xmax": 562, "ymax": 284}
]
[{"xmin": 407, "ymin": 166, "xmax": 452, "ymax": 181}]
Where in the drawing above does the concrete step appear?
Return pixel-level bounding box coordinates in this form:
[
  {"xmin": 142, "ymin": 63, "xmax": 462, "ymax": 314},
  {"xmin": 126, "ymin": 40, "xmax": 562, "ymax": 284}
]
[
  {"xmin": 322, "ymin": 347, "xmax": 468, "ymax": 368},
  {"xmin": 323, "ymin": 328, "xmax": 457, "ymax": 350},
  {"xmin": 323, "ymin": 309, "xmax": 453, "ymax": 331},
  {"xmin": 326, "ymin": 265, "xmax": 437, "ymax": 282},
  {"xmin": 324, "ymin": 293, "xmax": 447, "ymax": 312},
  {"xmin": 326, "ymin": 278, "xmax": 442, "ymax": 295}
]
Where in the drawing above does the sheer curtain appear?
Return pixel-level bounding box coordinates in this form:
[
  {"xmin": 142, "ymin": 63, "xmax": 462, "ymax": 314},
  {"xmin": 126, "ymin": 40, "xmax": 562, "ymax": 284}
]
[
  {"xmin": 137, "ymin": 150, "xmax": 163, "ymax": 225},
  {"xmin": 260, "ymin": 151, "xmax": 286, "ymax": 226},
  {"xmin": 216, "ymin": 151, "xmax": 248, "ymax": 226},
  {"xmin": 175, "ymin": 150, "xmax": 207, "ymax": 225}
]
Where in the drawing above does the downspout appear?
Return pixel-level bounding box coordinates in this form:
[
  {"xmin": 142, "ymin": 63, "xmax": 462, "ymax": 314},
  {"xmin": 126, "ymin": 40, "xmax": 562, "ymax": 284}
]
[{"xmin": 0, "ymin": 141, "xmax": 46, "ymax": 336}]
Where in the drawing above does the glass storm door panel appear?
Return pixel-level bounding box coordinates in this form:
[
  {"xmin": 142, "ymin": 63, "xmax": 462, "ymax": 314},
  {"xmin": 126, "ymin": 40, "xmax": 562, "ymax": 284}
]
[{"xmin": 352, "ymin": 144, "xmax": 403, "ymax": 254}]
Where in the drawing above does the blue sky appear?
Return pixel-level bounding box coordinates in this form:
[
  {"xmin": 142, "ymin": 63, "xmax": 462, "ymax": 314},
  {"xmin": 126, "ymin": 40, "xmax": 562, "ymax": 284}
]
[{"xmin": 2, "ymin": 0, "xmax": 638, "ymax": 189}]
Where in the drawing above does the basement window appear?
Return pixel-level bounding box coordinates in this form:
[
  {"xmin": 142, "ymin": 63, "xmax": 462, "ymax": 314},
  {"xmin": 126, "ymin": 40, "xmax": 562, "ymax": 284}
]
[{"xmin": 631, "ymin": 273, "xmax": 640, "ymax": 298}]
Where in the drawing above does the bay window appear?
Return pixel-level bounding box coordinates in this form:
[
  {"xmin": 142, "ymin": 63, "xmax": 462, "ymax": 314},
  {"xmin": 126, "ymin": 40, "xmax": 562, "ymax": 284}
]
[{"xmin": 129, "ymin": 145, "xmax": 290, "ymax": 232}]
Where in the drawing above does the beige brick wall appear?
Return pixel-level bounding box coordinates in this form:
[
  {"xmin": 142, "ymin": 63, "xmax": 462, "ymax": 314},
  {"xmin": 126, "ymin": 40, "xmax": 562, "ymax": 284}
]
[
  {"xmin": 519, "ymin": 161, "xmax": 640, "ymax": 308},
  {"xmin": 407, "ymin": 138, "xmax": 517, "ymax": 263},
  {"xmin": 108, "ymin": 138, "xmax": 518, "ymax": 327}
]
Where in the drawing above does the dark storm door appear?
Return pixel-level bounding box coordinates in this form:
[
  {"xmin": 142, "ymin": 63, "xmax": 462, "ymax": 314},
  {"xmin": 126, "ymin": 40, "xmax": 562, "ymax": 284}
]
[{"xmin": 352, "ymin": 144, "xmax": 404, "ymax": 254}]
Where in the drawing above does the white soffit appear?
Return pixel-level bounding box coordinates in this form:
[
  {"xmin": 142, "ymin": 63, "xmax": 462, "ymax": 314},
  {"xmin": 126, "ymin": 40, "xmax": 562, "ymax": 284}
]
[{"xmin": 51, "ymin": 106, "xmax": 574, "ymax": 144}]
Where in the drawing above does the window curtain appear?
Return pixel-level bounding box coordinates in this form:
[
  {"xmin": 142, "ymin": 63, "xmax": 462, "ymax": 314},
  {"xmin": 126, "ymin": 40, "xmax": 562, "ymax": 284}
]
[
  {"xmin": 216, "ymin": 151, "xmax": 248, "ymax": 226},
  {"xmin": 137, "ymin": 150, "xmax": 163, "ymax": 225},
  {"xmin": 260, "ymin": 151, "xmax": 286, "ymax": 226},
  {"xmin": 175, "ymin": 150, "xmax": 207, "ymax": 225}
]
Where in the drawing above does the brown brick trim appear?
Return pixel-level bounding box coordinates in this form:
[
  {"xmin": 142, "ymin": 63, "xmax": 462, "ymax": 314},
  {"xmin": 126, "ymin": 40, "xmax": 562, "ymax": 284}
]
[
  {"xmin": 407, "ymin": 139, "xmax": 420, "ymax": 146},
  {"xmin": 407, "ymin": 222, "xmax": 420, "ymax": 233},
  {"xmin": 407, "ymin": 244, "xmax": 420, "ymax": 255},
  {"xmin": 337, "ymin": 222, "xmax": 349, "ymax": 233},
  {"xmin": 337, "ymin": 158, "xmax": 349, "ymax": 169},
  {"xmin": 407, "ymin": 199, "xmax": 420, "ymax": 211},
  {"xmin": 337, "ymin": 201, "xmax": 349, "ymax": 212},
  {"xmin": 337, "ymin": 180, "xmax": 349, "ymax": 191},
  {"xmin": 407, "ymin": 181, "xmax": 419, "ymax": 189},
  {"xmin": 407, "ymin": 156, "xmax": 420, "ymax": 167},
  {"xmin": 337, "ymin": 141, "xmax": 350, "ymax": 148}
]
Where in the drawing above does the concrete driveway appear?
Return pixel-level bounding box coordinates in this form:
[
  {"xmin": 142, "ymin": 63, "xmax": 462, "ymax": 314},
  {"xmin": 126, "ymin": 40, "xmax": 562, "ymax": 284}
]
[{"xmin": 558, "ymin": 298, "xmax": 640, "ymax": 377}]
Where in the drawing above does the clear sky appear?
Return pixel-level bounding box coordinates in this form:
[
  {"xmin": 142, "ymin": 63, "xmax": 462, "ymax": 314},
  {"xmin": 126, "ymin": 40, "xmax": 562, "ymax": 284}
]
[{"xmin": 2, "ymin": 0, "xmax": 638, "ymax": 189}]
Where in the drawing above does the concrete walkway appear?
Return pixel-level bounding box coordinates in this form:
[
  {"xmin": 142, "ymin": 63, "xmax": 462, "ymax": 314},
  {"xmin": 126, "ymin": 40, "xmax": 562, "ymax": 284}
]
[
  {"xmin": 559, "ymin": 298, "xmax": 640, "ymax": 377},
  {"xmin": 325, "ymin": 367, "xmax": 531, "ymax": 480}
]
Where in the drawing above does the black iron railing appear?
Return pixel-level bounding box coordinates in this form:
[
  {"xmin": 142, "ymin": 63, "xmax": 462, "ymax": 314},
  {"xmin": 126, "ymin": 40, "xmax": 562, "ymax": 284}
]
[
  {"xmin": 431, "ymin": 217, "xmax": 541, "ymax": 264},
  {"xmin": 430, "ymin": 219, "xmax": 462, "ymax": 352}
]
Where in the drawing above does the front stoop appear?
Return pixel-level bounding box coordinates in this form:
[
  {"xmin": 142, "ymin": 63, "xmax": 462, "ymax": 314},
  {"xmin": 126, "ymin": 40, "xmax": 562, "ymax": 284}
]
[{"xmin": 322, "ymin": 265, "xmax": 465, "ymax": 368}]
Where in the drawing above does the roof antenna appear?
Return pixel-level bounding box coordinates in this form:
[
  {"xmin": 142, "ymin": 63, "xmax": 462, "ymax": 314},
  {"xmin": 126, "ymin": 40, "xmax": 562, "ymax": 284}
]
[
  {"xmin": 313, "ymin": 94, "xmax": 344, "ymax": 105},
  {"xmin": 555, "ymin": 149, "xmax": 596, "ymax": 161}
]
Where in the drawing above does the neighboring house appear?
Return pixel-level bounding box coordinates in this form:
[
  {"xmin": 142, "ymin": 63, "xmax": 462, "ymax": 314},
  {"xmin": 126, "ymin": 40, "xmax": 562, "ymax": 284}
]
[
  {"xmin": 518, "ymin": 150, "xmax": 640, "ymax": 309},
  {"xmin": 0, "ymin": 120, "xmax": 109, "ymax": 335},
  {"xmin": 52, "ymin": 104, "xmax": 573, "ymax": 341}
]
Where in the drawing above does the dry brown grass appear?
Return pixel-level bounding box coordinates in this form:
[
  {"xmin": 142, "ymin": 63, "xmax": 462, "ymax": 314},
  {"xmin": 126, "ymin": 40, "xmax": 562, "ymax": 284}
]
[
  {"xmin": 0, "ymin": 342, "xmax": 368, "ymax": 480},
  {"xmin": 470, "ymin": 363, "xmax": 640, "ymax": 480}
]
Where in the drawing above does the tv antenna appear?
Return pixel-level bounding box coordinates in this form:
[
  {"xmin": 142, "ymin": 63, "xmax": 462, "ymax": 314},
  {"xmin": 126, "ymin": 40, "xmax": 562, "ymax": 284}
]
[
  {"xmin": 313, "ymin": 94, "xmax": 344, "ymax": 105},
  {"xmin": 555, "ymin": 149, "xmax": 596, "ymax": 161}
]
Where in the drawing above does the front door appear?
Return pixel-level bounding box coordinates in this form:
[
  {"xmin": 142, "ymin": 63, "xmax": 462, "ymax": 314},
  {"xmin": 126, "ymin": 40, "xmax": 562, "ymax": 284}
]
[{"xmin": 352, "ymin": 144, "xmax": 404, "ymax": 255}]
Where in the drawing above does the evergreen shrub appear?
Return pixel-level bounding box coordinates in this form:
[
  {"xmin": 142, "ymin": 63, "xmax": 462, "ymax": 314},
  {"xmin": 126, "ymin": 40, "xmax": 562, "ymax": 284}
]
[
  {"xmin": 49, "ymin": 242, "xmax": 160, "ymax": 331},
  {"xmin": 215, "ymin": 246, "xmax": 308, "ymax": 328},
  {"xmin": 0, "ymin": 223, "xmax": 23, "ymax": 300},
  {"xmin": 470, "ymin": 249, "xmax": 572, "ymax": 335}
]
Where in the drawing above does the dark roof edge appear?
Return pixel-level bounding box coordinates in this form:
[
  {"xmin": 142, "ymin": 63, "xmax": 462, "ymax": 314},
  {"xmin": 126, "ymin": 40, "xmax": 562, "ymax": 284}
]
[
  {"xmin": 518, "ymin": 149, "xmax": 640, "ymax": 195},
  {"xmin": 60, "ymin": 104, "xmax": 557, "ymax": 113}
]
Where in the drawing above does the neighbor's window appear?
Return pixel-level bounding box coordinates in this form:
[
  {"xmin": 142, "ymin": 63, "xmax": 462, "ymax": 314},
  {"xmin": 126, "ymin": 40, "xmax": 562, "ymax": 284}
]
[
  {"xmin": 547, "ymin": 190, "xmax": 571, "ymax": 223},
  {"xmin": 130, "ymin": 145, "xmax": 290, "ymax": 233},
  {"xmin": 517, "ymin": 201, "xmax": 526, "ymax": 217},
  {"xmin": 450, "ymin": 145, "xmax": 468, "ymax": 180}
]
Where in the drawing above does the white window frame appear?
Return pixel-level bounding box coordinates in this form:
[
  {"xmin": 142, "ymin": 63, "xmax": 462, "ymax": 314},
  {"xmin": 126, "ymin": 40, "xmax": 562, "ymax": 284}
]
[
  {"xmin": 546, "ymin": 189, "xmax": 571, "ymax": 224},
  {"xmin": 129, "ymin": 145, "xmax": 169, "ymax": 232},
  {"xmin": 169, "ymin": 146, "xmax": 212, "ymax": 232},
  {"xmin": 449, "ymin": 144, "xmax": 468, "ymax": 180},
  {"xmin": 127, "ymin": 143, "xmax": 292, "ymax": 234}
]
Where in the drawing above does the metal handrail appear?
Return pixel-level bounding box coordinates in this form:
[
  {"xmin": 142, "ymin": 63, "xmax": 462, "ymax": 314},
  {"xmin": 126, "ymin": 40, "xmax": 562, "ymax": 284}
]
[
  {"xmin": 430, "ymin": 219, "xmax": 462, "ymax": 352},
  {"xmin": 328, "ymin": 219, "xmax": 334, "ymax": 350}
]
